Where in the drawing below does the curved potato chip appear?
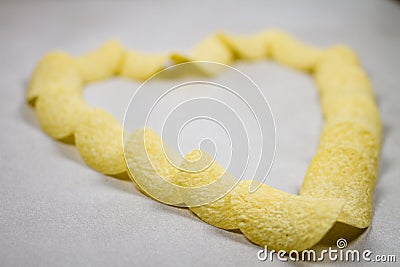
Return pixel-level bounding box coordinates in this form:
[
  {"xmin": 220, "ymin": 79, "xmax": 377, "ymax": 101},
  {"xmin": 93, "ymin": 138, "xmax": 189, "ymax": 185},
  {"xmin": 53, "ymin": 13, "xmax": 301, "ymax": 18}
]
[
  {"xmin": 315, "ymin": 63, "xmax": 373, "ymax": 97},
  {"xmin": 176, "ymin": 149, "xmax": 223, "ymax": 187},
  {"xmin": 321, "ymin": 93, "xmax": 376, "ymax": 116},
  {"xmin": 124, "ymin": 128, "xmax": 183, "ymax": 205},
  {"xmin": 318, "ymin": 122, "xmax": 379, "ymax": 178},
  {"xmin": 28, "ymin": 33, "xmax": 381, "ymax": 249},
  {"xmin": 233, "ymin": 181, "xmax": 344, "ymax": 251},
  {"xmin": 268, "ymin": 30, "xmax": 323, "ymax": 71},
  {"xmin": 35, "ymin": 84, "xmax": 90, "ymax": 140},
  {"xmin": 218, "ymin": 31, "xmax": 270, "ymax": 60},
  {"xmin": 300, "ymin": 147, "xmax": 374, "ymax": 228},
  {"xmin": 27, "ymin": 51, "xmax": 82, "ymax": 105},
  {"xmin": 316, "ymin": 45, "xmax": 359, "ymax": 71},
  {"xmin": 119, "ymin": 51, "xmax": 169, "ymax": 81},
  {"xmin": 170, "ymin": 34, "xmax": 233, "ymax": 66},
  {"xmin": 322, "ymin": 95, "xmax": 381, "ymax": 144},
  {"xmin": 75, "ymin": 40, "xmax": 124, "ymax": 82},
  {"xmin": 75, "ymin": 108, "xmax": 126, "ymax": 175},
  {"xmin": 321, "ymin": 86, "xmax": 375, "ymax": 107},
  {"xmin": 230, "ymin": 180, "xmax": 252, "ymax": 222},
  {"xmin": 175, "ymin": 149, "xmax": 238, "ymax": 230}
]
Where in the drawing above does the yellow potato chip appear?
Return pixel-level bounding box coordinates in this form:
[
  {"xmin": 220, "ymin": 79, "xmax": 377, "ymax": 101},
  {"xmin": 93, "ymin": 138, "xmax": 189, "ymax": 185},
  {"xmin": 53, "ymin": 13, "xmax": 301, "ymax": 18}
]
[
  {"xmin": 27, "ymin": 51, "xmax": 82, "ymax": 105},
  {"xmin": 321, "ymin": 85, "xmax": 374, "ymax": 105},
  {"xmin": 35, "ymin": 83, "xmax": 90, "ymax": 140},
  {"xmin": 230, "ymin": 180, "xmax": 260, "ymax": 229},
  {"xmin": 218, "ymin": 31, "xmax": 270, "ymax": 60},
  {"xmin": 170, "ymin": 34, "xmax": 233, "ymax": 65},
  {"xmin": 175, "ymin": 150, "xmax": 218, "ymax": 186},
  {"xmin": 27, "ymin": 33, "xmax": 382, "ymax": 249},
  {"xmin": 320, "ymin": 92, "xmax": 376, "ymax": 117},
  {"xmin": 314, "ymin": 63, "xmax": 373, "ymax": 97},
  {"xmin": 267, "ymin": 30, "xmax": 323, "ymax": 71},
  {"xmin": 233, "ymin": 181, "xmax": 344, "ymax": 251},
  {"xmin": 300, "ymin": 147, "xmax": 374, "ymax": 228},
  {"xmin": 119, "ymin": 51, "xmax": 169, "ymax": 81},
  {"xmin": 75, "ymin": 40, "xmax": 124, "ymax": 82},
  {"xmin": 322, "ymin": 95, "xmax": 381, "ymax": 144},
  {"xmin": 318, "ymin": 122, "xmax": 379, "ymax": 178},
  {"xmin": 124, "ymin": 127, "xmax": 183, "ymax": 205},
  {"xmin": 316, "ymin": 45, "xmax": 359, "ymax": 71},
  {"xmin": 175, "ymin": 149, "xmax": 238, "ymax": 230},
  {"xmin": 169, "ymin": 53, "xmax": 190, "ymax": 65},
  {"xmin": 74, "ymin": 108, "xmax": 126, "ymax": 175}
]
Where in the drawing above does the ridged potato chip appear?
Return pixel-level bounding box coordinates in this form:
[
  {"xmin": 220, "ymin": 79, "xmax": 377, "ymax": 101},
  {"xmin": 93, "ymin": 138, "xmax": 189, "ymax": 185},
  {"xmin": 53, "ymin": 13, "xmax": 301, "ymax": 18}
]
[
  {"xmin": 175, "ymin": 149, "xmax": 238, "ymax": 230},
  {"xmin": 27, "ymin": 51, "xmax": 82, "ymax": 105},
  {"xmin": 218, "ymin": 31, "xmax": 270, "ymax": 60},
  {"xmin": 124, "ymin": 128, "xmax": 183, "ymax": 205},
  {"xmin": 35, "ymin": 84, "xmax": 90, "ymax": 140},
  {"xmin": 233, "ymin": 181, "xmax": 344, "ymax": 251},
  {"xmin": 300, "ymin": 147, "xmax": 374, "ymax": 228},
  {"xmin": 119, "ymin": 51, "xmax": 169, "ymax": 81},
  {"xmin": 75, "ymin": 108, "xmax": 126, "ymax": 175},
  {"xmin": 75, "ymin": 40, "xmax": 124, "ymax": 82},
  {"xmin": 268, "ymin": 30, "xmax": 323, "ymax": 71}
]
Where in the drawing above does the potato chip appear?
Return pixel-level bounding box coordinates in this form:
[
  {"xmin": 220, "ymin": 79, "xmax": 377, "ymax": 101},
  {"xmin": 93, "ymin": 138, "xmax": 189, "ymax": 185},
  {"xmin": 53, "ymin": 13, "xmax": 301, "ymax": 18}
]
[
  {"xmin": 218, "ymin": 31, "xmax": 270, "ymax": 60},
  {"xmin": 75, "ymin": 40, "xmax": 124, "ymax": 82},
  {"xmin": 321, "ymin": 86, "xmax": 375, "ymax": 107},
  {"xmin": 314, "ymin": 63, "xmax": 373, "ymax": 97},
  {"xmin": 170, "ymin": 34, "xmax": 233, "ymax": 66},
  {"xmin": 233, "ymin": 180, "xmax": 344, "ymax": 251},
  {"xmin": 74, "ymin": 108, "xmax": 126, "ymax": 175},
  {"xmin": 321, "ymin": 92, "xmax": 376, "ymax": 117},
  {"xmin": 267, "ymin": 30, "xmax": 323, "ymax": 71},
  {"xmin": 316, "ymin": 45, "xmax": 359, "ymax": 71},
  {"xmin": 27, "ymin": 33, "xmax": 382, "ymax": 249},
  {"xmin": 175, "ymin": 149, "xmax": 238, "ymax": 230},
  {"xmin": 27, "ymin": 51, "xmax": 82, "ymax": 105},
  {"xmin": 318, "ymin": 122, "xmax": 379, "ymax": 178},
  {"xmin": 119, "ymin": 51, "xmax": 169, "ymax": 81},
  {"xmin": 300, "ymin": 147, "xmax": 374, "ymax": 228},
  {"xmin": 175, "ymin": 150, "xmax": 219, "ymax": 186},
  {"xmin": 35, "ymin": 83, "xmax": 90, "ymax": 140},
  {"xmin": 322, "ymin": 95, "xmax": 382, "ymax": 144},
  {"xmin": 230, "ymin": 180, "xmax": 253, "ymax": 222},
  {"xmin": 124, "ymin": 127, "xmax": 183, "ymax": 205}
]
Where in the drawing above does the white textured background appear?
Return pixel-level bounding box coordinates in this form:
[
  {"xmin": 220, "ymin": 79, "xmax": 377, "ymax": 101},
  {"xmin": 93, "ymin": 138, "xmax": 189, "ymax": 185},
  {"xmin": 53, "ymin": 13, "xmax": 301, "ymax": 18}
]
[{"xmin": 0, "ymin": 0, "xmax": 399, "ymax": 266}]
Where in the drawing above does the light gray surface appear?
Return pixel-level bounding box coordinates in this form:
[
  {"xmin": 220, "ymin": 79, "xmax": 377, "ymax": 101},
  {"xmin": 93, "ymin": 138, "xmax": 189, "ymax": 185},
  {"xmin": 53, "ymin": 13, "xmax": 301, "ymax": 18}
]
[{"xmin": 1, "ymin": 0, "xmax": 400, "ymax": 266}]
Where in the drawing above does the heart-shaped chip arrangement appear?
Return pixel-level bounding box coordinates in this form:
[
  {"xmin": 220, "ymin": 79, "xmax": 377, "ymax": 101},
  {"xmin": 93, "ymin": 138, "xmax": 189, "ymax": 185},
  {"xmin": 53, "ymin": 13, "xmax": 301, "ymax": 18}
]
[{"xmin": 26, "ymin": 29, "xmax": 380, "ymax": 252}]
